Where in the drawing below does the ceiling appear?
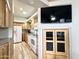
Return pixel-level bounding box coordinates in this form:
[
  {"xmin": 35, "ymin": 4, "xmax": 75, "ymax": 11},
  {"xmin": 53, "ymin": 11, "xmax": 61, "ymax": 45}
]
[
  {"xmin": 47, "ymin": 0, "xmax": 56, "ymax": 2},
  {"xmin": 19, "ymin": 0, "xmax": 48, "ymax": 8},
  {"xmin": 14, "ymin": 0, "xmax": 48, "ymax": 20}
]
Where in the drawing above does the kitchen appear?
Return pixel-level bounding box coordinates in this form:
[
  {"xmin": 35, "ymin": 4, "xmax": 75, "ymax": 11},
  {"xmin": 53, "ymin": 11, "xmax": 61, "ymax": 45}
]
[{"xmin": 13, "ymin": 0, "xmax": 46, "ymax": 59}]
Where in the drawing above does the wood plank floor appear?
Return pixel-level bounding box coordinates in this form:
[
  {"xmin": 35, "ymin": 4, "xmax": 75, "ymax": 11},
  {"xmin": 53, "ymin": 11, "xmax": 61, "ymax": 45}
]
[{"xmin": 12, "ymin": 42, "xmax": 37, "ymax": 59}]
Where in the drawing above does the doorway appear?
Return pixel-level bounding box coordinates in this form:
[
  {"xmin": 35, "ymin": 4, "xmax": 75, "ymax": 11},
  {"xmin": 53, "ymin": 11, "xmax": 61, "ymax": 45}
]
[{"xmin": 14, "ymin": 26, "xmax": 22, "ymax": 43}]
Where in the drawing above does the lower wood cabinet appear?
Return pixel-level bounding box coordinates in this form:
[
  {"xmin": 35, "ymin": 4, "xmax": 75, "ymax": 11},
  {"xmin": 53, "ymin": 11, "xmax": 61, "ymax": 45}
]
[
  {"xmin": 0, "ymin": 47, "xmax": 3, "ymax": 59},
  {"xmin": 43, "ymin": 29, "xmax": 69, "ymax": 59},
  {"xmin": 22, "ymin": 31, "xmax": 28, "ymax": 43},
  {"xmin": 0, "ymin": 43, "xmax": 9, "ymax": 59}
]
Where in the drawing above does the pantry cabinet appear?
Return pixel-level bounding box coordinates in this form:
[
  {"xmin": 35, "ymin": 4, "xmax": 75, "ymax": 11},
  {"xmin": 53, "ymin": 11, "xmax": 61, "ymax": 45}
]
[
  {"xmin": 0, "ymin": 43, "xmax": 9, "ymax": 59},
  {"xmin": 43, "ymin": 29, "xmax": 69, "ymax": 59},
  {"xmin": 0, "ymin": 0, "xmax": 13, "ymax": 28}
]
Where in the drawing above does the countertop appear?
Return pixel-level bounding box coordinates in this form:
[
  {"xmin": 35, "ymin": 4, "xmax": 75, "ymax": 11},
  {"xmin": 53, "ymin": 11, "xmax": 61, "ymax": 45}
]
[{"xmin": 0, "ymin": 38, "xmax": 11, "ymax": 45}]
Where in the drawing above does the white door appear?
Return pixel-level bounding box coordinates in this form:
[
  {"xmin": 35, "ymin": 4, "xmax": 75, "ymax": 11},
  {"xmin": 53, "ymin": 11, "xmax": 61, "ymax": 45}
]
[{"xmin": 14, "ymin": 26, "xmax": 22, "ymax": 43}]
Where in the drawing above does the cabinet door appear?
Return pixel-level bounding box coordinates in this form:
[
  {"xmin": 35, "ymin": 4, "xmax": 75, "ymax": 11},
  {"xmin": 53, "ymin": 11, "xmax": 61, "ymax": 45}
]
[
  {"xmin": 8, "ymin": 10, "xmax": 13, "ymax": 28},
  {"xmin": 43, "ymin": 29, "xmax": 69, "ymax": 59},
  {"xmin": 56, "ymin": 55, "xmax": 67, "ymax": 59},
  {"xmin": 27, "ymin": 23, "xmax": 31, "ymax": 29},
  {"xmin": 0, "ymin": 0, "xmax": 5, "ymax": 27},
  {"xmin": 55, "ymin": 29, "xmax": 69, "ymax": 59},
  {"xmin": 43, "ymin": 30, "xmax": 55, "ymax": 59},
  {"xmin": 0, "ymin": 0, "xmax": 13, "ymax": 28},
  {"xmin": 0, "ymin": 46, "xmax": 3, "ymax": 59},
  {"xmin": 3, "ymin": 43, "xmax": 9, "ymax": 59},
  {"xmin": 0, "ymin": 43, "xmax": 9, "ymax": 59},
  {"xmin": 5, "ymin": 4, "xmax": 10, "ymax": 27},
  {"xmin": 5, "ymin": 2, "xmax": 13, "ymax": 28}
]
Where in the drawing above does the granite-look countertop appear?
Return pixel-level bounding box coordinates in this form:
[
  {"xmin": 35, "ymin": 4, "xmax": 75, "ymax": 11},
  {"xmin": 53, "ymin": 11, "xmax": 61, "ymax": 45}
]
[{"xmin": 0, "ymin": 38, "xmax": 11, "ymax": 45}]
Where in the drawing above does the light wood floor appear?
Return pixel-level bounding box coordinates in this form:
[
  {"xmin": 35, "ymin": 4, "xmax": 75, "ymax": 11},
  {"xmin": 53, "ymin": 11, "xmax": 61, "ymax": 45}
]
[{"xmin": 12, "ymin": 42, "xmax": 37, "ymax": 59}]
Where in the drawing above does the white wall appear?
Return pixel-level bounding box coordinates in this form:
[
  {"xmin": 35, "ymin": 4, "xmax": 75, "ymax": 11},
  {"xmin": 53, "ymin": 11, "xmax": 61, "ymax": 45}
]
[
  {"xmin": 49, "ymin": 0, "xmax": 72, "ymax": 6},
  {"xmin": 40, "ymin": 0, "xmax": 49, "ymax": 5},
  {"xmin": 71, "ymin": 0, "xmax": 79, "ymax": 59},
  {"xmin": 38, "ymin": 0, "xmax": 79, "ymax": 59}
]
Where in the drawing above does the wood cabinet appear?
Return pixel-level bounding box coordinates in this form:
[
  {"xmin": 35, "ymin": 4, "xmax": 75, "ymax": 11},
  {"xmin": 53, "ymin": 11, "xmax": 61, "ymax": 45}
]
[
  {"xmin": 14, "ymin": 22, "xmax": 24, "ymax": 26},
  {"xmin": 22, "ymin": 23, "xmax": 27, "ymax": 29},
  {"xmin": 26, "ymin": 22, "xmax": 31, "ymax": 29},
  {"xmin": 43, "ymin": 29, "xmax": 69, "ymax": 59},
  {"xmin": 31, "ymin": 16, "xmax": 38, "ymax": 29},
  {"xmin": 22, "ymin": 30, "xmax": 28, "ymax": 43},
  {"xmin": 5, "ymin": 0, "xmax": 13, "ymax": 28},
  {"xmin": 5, "ymin": 3, "xmax": 12, "ymax": 27},
  {"xmin": 0, "ymin": 43, "xmax": 9, "ymax": 59},
  {"xmin": 0, "ymin": 46, "xmax": 3, "ymax": 59},
  {"xmin": 0, "ymin": 0, "xmax": 5, "ymax": 27},
  {"xmin": 13, "ymin": 22, "xmax": 27, "ymax": 29},
  {"xmin": 0, "ymin": 0, "xmax": 13, "ymax": 28},
  {"xmin": 22, "ymin": 22, "xmax": 31, "ymax": 29},
  {"xmin": 13, "ymin": 22, "xmax": 31, "ymax": 29}
]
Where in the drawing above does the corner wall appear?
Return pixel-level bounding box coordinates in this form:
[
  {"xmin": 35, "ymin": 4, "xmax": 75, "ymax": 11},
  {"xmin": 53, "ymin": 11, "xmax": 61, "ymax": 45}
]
[
  {"xmin": 38, "ymin": 0, "xmax": 79, "ymax": 59},
  {"xmin": 71, "ymin": 0, "xmax": 79, "ymax": 59}
]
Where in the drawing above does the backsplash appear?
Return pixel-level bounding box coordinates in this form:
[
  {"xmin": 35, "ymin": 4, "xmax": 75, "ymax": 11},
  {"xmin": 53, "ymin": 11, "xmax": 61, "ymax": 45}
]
[{"xmin": 0, "ymin": 28, "xmax": 12, "ymax": 39}]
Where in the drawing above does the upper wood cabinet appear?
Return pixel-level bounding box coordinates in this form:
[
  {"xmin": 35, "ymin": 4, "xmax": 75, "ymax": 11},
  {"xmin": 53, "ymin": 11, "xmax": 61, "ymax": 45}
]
[
  {"xmin": 22, "ymin": 23, "xmax": 27, "ymax": 29},
  {"xmin": 0, "ymin": 0, "xmax": 13, "ymax": 28},
  {"xmin": 5, "ymin": 3, "xmax": 10, "ymax": 27},
  {"xmin": 31, "ymin": 15, "xmax": 38, "ymax": 29},
  {"xmin": 26, "ymin": 22, "xmax": 31, "ymax": 29},
  {"xmin": 0, "ymin": 0, "xmax": 5, "ymax": 27},
  {"xmin": 22, "ymin": 21, "xmax": 31, "ymax": 29},
  {"xmin": 27, "ymin": 12, "xmax": 38, "ymax": 29}
]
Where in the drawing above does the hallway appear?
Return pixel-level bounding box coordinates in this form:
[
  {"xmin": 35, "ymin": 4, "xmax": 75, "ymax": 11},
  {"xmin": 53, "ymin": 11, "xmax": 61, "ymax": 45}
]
[{"xmin": 12, "ymin": 42, "xmax": 37, "ymax": 59}]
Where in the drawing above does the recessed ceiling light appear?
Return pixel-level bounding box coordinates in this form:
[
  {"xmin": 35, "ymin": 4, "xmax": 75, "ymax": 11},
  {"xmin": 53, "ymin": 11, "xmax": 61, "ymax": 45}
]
[
  {"xmin": 20, "ymin": 8, "xmax": 23, "ymax": 11},
  {"xmin": 23, "ymin": 11, "xmax": 27, "ymax": 15}
]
